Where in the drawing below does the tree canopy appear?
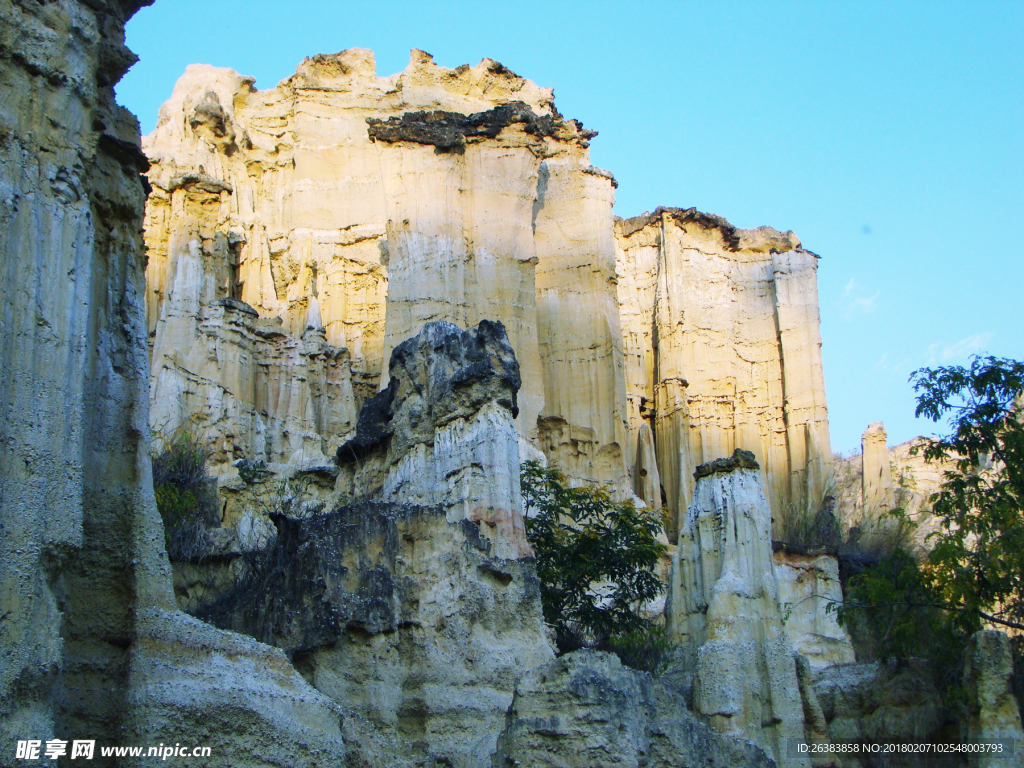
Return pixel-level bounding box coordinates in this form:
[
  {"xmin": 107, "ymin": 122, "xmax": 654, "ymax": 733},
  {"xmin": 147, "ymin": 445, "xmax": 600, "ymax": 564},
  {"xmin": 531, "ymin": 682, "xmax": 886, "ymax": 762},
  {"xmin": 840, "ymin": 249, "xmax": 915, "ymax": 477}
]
[{"xmin": 520, "ymin": 460, "xmax": 666, "ymax": 652}]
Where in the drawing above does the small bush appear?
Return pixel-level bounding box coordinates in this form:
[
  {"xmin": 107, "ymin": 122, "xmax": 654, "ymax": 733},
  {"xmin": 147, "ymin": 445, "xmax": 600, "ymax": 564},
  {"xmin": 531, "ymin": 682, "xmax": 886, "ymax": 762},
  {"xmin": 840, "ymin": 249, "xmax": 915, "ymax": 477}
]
[
  {"xmin": 836, "ymin": 548, "xmax": 969, "ymax": 700},
  {"xmin": 842, "ymin": 507, "xmax": 918, "ymax": 561},
  {"xmin": 152, "ymin": 430, "xmax": 213, "ymax": 561},
  {"xmin": 774, "ymin": 499, "xmax": 842, "ymax": 552},
  {"xmin": 606, "ymin": 625, "xmax": 675, "ymax": 675}
]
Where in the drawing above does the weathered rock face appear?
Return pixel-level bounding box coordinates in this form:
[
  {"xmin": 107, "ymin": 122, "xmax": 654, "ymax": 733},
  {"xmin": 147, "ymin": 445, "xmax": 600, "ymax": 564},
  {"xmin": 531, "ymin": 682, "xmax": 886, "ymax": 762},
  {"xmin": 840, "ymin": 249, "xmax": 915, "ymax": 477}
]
[
  {"xmin": 812, "ymin": 636, "xmax": 1024, "ymax": 768},
  {"xmin": 616, "ymin": 208, "xmax": 831, "ymax": 535},
  {"xmin": 774, "ymin": 549, "xmax": 856, "ymax": 670},
  {"xmin": 0, "ymin": 1, "xmax": 347, "ymax": 765},
  {"xmin": 492, "ymin": 650, "xmax": 776, "ymax": 768},
  {"xmin": 337, "ymin": 320, "xmax": 530, "ymax": 559},
  {"xmin": 143, "ymin": 50, "xmax": 632, "ymax": 488},
  {"xmin": 149, "ymin": 289, "xmax": 358, "ymax": 467},
  {"xmin": 186, "ymin": 501, "xmax": 553, "ymax": 768},
  {"xmin": 666, "ymin": 450, "xmax": 809, "ymax": 766},
  {"xmin": 159, "ymin": 318, "xmax": 552, "ymax": 767}
]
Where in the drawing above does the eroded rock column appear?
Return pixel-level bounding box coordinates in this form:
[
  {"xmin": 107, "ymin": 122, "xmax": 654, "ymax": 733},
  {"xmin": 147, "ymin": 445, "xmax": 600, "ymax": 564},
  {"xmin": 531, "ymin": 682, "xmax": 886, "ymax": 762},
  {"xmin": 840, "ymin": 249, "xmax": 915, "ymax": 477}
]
[
  {"xmin": 339, "ymin": 320, "xmax": 530, "ymax": 559},
  {"xmin": 533, "ymin": 143, "xmax": 629, "ymax": 488},
  {"xmin": 861, "ymin": 421, "xmax": 894, "ymax": 513},
  {"xmin": 666, "ymin": 450, "xmax": 809, "ymax": 767}
]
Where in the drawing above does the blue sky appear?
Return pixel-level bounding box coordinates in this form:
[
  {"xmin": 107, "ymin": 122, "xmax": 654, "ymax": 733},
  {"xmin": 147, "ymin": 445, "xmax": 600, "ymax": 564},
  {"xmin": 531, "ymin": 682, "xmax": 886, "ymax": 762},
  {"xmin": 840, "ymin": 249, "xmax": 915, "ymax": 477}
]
[{"xmin": 118, "ymin": 0, "xmax": 1023, "ymax": 456}]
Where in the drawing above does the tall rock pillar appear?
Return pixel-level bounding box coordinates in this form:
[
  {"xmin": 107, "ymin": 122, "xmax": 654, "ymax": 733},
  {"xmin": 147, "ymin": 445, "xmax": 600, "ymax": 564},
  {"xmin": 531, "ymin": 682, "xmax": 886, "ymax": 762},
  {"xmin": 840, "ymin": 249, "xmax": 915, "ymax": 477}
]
[
  {"xmin": 533, "ymin": 142, "xmax": 629, "ymax": 487},
  {"xmin": 666, "ymin": 450, "xmax": 809, "ymax": 767},
  {"xmin": 369, "ymin": 103, "xmax": 548, "ymax": 442},
  {"xmin": 861, "ymin": 422, "xmax": 894, "ymax": 513}
]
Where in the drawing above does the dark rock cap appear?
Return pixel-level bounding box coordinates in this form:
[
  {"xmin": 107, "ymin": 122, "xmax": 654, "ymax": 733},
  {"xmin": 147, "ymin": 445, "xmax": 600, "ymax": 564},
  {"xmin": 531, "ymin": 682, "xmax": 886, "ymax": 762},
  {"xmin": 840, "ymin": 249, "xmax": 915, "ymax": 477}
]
[
  {"xmin": 366, "ymin": 101, "xmax": 595, "ymax": 153},
  {"xmin": 693, "ymin": 449, "xmax": 760, "ymax": 480},
  {"xmin": 338, "ymin": 319, "xmax": 521, "ymax": 465}
]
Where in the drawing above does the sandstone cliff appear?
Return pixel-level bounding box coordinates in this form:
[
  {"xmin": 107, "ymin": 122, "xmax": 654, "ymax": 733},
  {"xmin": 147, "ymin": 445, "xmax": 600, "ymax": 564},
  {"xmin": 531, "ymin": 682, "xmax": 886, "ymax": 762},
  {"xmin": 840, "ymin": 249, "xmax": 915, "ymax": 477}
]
[
  {"xmin": 142, "ymin": 50, "xmax": 631, "ymax": 491},
  {"xmin": 616, "ymin": 208, "xmax": 832, "ymax": 536},
  {"xmin": 143, "ymin": 52, "xmax": 830, "ymax": 513}
]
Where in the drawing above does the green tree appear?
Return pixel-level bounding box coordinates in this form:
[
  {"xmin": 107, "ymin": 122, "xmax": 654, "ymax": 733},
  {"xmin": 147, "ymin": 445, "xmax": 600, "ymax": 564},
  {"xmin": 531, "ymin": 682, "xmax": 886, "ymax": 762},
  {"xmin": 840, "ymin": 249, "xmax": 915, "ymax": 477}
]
[
  {"xmin": 910, "ymin": 354, "xmax": 1024, "ymax": 633},
  {"xmin": 520, "ymin": 460, "xmax": 666, "ymax": 653},
  {"xmin": 839, "ymin": 355, "xmax": 1024, "ymax": 658}
]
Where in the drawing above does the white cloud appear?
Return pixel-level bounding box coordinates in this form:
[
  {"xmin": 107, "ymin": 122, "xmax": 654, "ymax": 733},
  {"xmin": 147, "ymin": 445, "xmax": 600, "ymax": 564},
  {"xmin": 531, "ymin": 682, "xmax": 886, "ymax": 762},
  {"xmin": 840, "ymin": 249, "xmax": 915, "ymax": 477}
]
[
  {"xmin": 842, "ymin": 278, "xmax": 880, "ymax": 320},
  {"xmin": 848, "ymin": 292, "xmax": 879, "ymax": 315},
  {"xmin": 926, "ymin": 333, "xmax": 993, "ymax": 365}
]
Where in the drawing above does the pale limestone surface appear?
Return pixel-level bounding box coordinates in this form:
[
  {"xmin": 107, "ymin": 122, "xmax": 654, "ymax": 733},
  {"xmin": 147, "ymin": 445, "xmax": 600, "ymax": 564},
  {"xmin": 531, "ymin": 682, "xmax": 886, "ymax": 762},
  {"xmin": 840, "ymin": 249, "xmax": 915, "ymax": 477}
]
[
  {"xmin": 774, "ymin": 551, "xmax": 856, "ymax": 670},
  {"xmin": 143, "ymin": 50, "xmax": 631, "ymax": 489},
  {"xmin": 666, "ymin": 452, "xmax": 810, "ymax": 767},
  {"xmin": 633, "ymin": 422, "xmax": 662, "ymax": 511},
  {"xmin": 0, "ymin": 2, "xmax": 347, "ymax": 764},
  {"xmin": 533, "ymin": 146, "xmax": 630, "ymax": 489},
  {"xmin": 616, "ymin": 208, "xmax": 831, "ymax": 537},
  {"xmin": 149, "ymin": 289, "xmax": 358, "ymax": 468}
]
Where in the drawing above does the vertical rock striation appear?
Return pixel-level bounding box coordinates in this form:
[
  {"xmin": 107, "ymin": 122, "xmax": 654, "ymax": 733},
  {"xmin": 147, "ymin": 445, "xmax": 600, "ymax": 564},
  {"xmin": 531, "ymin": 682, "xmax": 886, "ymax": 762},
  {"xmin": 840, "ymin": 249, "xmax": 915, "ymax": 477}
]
[
  {"xmin": 666, "ymin": 450, "xmax": 809, "ymax": 766},
  {"xmin": 533, "ymin": 136, "xmax": 630, "ymax": 488},
  {"xmin": 0, "ymin": 2, "xmax": 346, "ymax": 763},
  {"xmin": 0, "ymin": 0, "xmax": 157, "ymax": 748},
  {"xmin": 143, "ymin": 50, "xmax": 628, "ymax": 487},
  {"xmin": 616, "ymin": 208, "xmax": 831, "ymax": 535}
]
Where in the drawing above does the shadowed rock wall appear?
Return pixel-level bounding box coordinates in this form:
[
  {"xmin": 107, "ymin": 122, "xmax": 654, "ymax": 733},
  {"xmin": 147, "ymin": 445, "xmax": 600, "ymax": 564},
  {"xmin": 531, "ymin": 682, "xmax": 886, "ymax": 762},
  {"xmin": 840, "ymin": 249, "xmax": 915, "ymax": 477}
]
[{"xmin": 0, "ymin": 2, "xmax": 347, "ymax": 764}]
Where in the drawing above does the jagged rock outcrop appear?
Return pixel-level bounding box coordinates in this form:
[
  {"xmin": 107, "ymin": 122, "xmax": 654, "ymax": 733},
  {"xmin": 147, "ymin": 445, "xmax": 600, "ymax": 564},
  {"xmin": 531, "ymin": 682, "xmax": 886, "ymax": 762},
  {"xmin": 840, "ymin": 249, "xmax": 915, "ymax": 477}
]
[
  {"xmin": 149, "ymin": 287, "xmax": 358, "ymax": 467},
  {"xmin": 666, "ymin": 450, "xmax": 810, "ymax": 766},
  {"xmin": 337, "ymin": 320, "xmax": 530, "ymax": 559},
  {"xmin": 773, "ymin": 549, "xmax": 856, "ymax": 670},
  {"xmin": 161, "ymin": 318, "xmax": 552, "ymax": 766},
  {"xmin": 0, "ymin": 2, "xmax": 346, "ymax": 764},
  {"xmin": 813, "ymin": 634, "xmax": 1024, "ymax": 767},
  {"xmin": 492, "ymin": 650, "xmax": 776, "ymax": 767},
  {"xmin": 616, "ymin": 208, "xmax": 831, "ymax": 535}
]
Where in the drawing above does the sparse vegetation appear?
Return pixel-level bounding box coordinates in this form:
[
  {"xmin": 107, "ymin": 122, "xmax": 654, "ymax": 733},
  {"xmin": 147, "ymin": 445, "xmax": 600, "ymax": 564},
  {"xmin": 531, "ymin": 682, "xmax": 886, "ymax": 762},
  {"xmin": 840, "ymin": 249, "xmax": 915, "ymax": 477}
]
[
  {"xmin": 520, "ymin": 460, "xmax": 668, "ymax": 671},
  {"xmin": 152, "ymin": 429, "xmax": 214, "ymax": 562},
  {"xmin": 772, "ymin": 491, "xmax": 842, "ymax": 552}
]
